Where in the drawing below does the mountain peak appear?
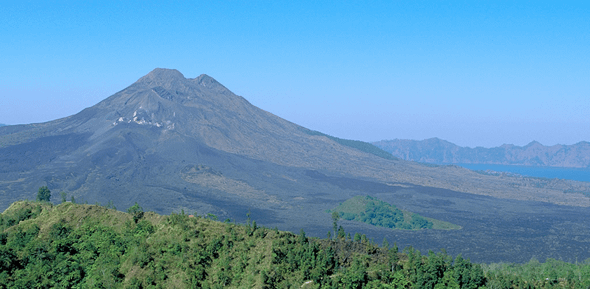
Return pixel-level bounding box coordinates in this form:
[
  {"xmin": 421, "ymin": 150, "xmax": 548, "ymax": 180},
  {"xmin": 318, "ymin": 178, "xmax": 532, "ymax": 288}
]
[
  {"xmin": 136, "ymin": 68, "xmax": 186, "ymax": 85},
  {"xmin": 423, "ymin": 137, "xmax": 453, "ymax": 146},
  {"xmin": 191, "ymin": 74, "xmax": 231, "ymax": 93},
  {"xmin": 132, "ymin": 69, "xmax": 232, "ymax": 97},
  {"xmin": 194, "ymin": 73, "xmax": 216, "ymax": 84},
  {"xmin": 525, "ymin": 140, "xmax": 543, "ymax": 148},
  {"xmin": 146, "ymin": 68, "xmax": 185, "ymax": 79}
]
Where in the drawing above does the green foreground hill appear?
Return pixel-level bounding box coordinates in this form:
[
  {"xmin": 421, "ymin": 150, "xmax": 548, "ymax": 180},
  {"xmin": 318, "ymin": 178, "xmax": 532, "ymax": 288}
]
[
  {"xmin": 1, "ymin": 200, "xmax": 589, "ymax": 288},
  {"xmin": 330, "ymin": 196, "xmax": 461, "ymax": 230}
]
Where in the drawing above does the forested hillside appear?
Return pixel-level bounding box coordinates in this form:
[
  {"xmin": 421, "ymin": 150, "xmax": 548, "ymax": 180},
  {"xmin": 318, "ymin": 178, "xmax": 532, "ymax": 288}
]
[{"xmin": 1, "ymin": 200, "xmax": 589, "ymax": 288}]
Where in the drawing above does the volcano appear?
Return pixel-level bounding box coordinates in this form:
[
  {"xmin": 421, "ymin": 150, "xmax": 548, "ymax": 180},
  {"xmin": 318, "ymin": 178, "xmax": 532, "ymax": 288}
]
[{"xmin": 1, "ymin": 68, "xmax": 590, "ymax": 262}]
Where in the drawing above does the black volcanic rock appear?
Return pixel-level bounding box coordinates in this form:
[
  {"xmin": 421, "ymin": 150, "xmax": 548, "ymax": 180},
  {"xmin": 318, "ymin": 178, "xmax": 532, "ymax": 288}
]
[{"xmin": 1, "ymin": 68, "xmax": 589, "ymax": 217}]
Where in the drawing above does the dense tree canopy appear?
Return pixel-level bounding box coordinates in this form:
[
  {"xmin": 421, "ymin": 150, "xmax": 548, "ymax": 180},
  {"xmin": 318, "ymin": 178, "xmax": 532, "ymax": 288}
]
[{"xmin": 1, "ymin": 200, "xmax": 588, "ymax": 288}]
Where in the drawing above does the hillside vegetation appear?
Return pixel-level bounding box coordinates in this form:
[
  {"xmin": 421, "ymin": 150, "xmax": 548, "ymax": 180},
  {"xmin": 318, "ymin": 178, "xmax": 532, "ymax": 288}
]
[
  {"xmin": 2, "ymin": 200, "xmax": 590, "ymax": 288},
  {"xmin": 302, "ymin": 129, "xmax": 397, "ymax": 160},
  {"xmin": 330, "ymin": 196, "xmax": 460, "ymax": 230}
]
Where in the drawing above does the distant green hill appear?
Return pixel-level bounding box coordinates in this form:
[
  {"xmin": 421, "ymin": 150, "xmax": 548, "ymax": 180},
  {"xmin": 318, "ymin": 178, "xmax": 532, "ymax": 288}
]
[
  {"xmin": 302, "ymin": 128, "xmax": 398, "ymax": 160},
  {"xmin": 0, "ymin": 124, "xmax": 6, "ymax": 127},
  {"xmin": 330, "ymin": 196, "xmax": 460, "ymax": 230}
]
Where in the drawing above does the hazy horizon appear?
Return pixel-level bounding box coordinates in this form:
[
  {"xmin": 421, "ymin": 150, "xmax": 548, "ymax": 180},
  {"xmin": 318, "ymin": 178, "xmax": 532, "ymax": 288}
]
[{"xmin": 1, "ymin": 1, "xmax": 588, "ymax": 148}]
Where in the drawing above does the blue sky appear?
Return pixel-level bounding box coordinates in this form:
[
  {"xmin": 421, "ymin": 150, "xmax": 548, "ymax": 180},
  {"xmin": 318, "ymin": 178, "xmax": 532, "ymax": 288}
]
[{"xmin": 1, "ymin": 1, "xmax": 588, "ymax": 148}]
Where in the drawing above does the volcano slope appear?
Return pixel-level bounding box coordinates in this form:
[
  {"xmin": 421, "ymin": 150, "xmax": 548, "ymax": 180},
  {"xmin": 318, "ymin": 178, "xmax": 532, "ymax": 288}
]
[{"xmin": 1, "ymin": 68, "xmax": 590, "ymax": 263}]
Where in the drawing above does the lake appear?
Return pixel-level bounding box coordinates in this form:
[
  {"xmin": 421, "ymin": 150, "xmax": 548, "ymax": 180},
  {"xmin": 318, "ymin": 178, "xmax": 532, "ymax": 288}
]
[{"xmin": 451, "ymin": 163, "xmax": 590, "ymax": 183}]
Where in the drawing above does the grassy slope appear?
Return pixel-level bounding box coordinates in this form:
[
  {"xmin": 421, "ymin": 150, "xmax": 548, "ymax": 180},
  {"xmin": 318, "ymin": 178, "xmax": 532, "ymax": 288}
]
[{"xmin": 302, "ymin": 128, "xmax": 397, "ymax": 160}]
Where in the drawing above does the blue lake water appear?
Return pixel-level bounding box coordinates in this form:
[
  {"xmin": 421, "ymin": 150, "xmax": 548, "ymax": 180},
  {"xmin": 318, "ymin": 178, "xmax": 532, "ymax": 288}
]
[{"xmin": 450, "ymin": 163, "xmax": 590, "ymax": 183}]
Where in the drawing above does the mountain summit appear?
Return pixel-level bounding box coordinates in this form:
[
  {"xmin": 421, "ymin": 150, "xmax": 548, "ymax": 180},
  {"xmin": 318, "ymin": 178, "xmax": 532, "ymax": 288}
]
[
  {"xmin": 2, "ymin": 69, "xmax": 590, "ymax": 262},
  {"xmin": 1, "ymin": 68, "xmax": 402, "ymax": 214},
  {"xmin": 137, "ymin": 68, "xmax": 185, "ymax": 83},
  {"xmin": 0, "ymin": 69, "xmax": 588, "ymax": 214},
  {"xmin": 1, "ymin": 69, "xmax": 589, "ymax": 206}
]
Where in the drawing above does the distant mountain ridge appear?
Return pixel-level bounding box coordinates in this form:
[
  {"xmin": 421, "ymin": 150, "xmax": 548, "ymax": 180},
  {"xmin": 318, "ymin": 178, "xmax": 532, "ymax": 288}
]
[{"xmin": 373, "ymin": 138, "xmax": 590, "ymax": 168}]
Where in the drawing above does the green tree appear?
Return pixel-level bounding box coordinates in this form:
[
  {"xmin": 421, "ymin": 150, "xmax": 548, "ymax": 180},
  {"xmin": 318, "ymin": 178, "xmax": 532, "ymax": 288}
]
[
  {"xmin": 207, "ymin": 213, "xmax": 218, "ymax": 221},
  {"xmin": 331, "ymin": 211, "xmax": 340, "ymax": 239},
  {"xmin": 388, "ymin": 243, "xmax": 399, "ymax": 272},
  {"xmin": 60, "ymin": 192, "xmax": 67, "ymax": 203},
  {"xmin": 127, "ymin": 202, "xmax": 144, "ymax": 223},
  {"xmin": 382, "ymin": 237, "xmax": 390, "ymax": 249},
  {"xmin": 342, "ymin": 257, "xmax": 368, "ymax": 288},
  {"xmin": 36, "ymin": 186, "xmax": 51, "ymax": 202},
  {"xmin": 337, "ymin": 225, "xmax": 346, "ymax": 239},
  {"xmin": 298, "ymin": 228, "xmax": 308, "ymax": 244},
  {"xmin": 354, "ymin": 233, "xmax": 362, "ymax": 242}
]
